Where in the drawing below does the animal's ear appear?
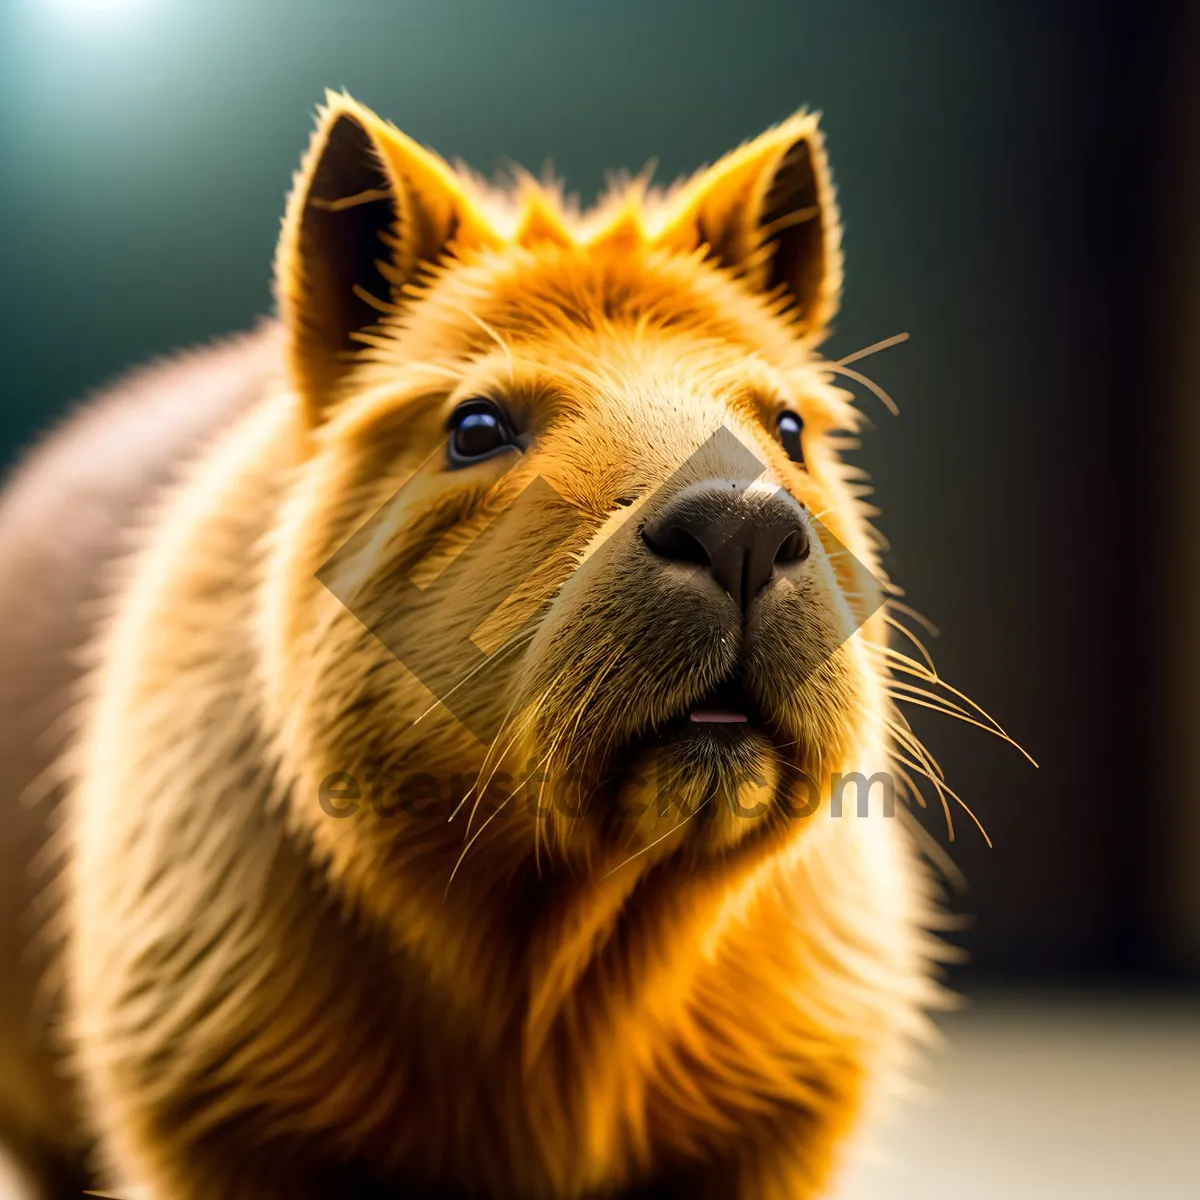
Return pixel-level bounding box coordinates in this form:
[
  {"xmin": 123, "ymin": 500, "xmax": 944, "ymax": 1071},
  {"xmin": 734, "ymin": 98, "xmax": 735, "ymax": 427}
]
[
  {"xmin": 655, "ymin": 113, "xmax": 842, "ymax": 334},
  {"xmin": 275, "ymin": 91, "xmax": 495, "ymax": 421}
]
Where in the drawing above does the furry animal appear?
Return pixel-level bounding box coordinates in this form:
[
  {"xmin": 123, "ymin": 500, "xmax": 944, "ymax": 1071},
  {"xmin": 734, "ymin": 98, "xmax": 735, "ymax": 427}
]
[{"xmin": 0, "ymin": 92, "xmax": 946, "ymax": 1198}]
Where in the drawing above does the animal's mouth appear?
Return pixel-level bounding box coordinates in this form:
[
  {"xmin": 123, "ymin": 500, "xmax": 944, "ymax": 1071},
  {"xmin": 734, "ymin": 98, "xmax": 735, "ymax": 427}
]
[
  {"xmin": 641, "ymin": 666, "xmax": 773, "ymax": 749},
  {"xmin": 588, "ymin": 662, "xmax": 786, "ymax": 857},
  {"xmin": 686, "ymin": 671, "xmax": 760, "ymax": 726}
]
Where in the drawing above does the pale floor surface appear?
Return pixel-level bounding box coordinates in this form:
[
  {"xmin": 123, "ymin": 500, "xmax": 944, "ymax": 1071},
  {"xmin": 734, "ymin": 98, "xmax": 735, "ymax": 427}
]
[{"xmin": 833, "ymin": 992, "xmax": 1200, "ymax": 1200}]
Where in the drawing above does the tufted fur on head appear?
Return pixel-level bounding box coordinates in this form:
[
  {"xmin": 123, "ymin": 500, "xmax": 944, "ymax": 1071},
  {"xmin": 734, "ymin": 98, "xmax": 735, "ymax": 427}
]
[{"xmin": 64, "ymin": 91, "xmax": 950, "ymax": 1199}]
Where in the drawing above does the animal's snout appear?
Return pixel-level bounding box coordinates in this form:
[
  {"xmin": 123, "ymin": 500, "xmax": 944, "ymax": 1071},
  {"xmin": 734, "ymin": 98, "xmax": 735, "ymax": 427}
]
[{"xmin": 641, "ymin": 478, "xmax": 811, "ymax": 611}]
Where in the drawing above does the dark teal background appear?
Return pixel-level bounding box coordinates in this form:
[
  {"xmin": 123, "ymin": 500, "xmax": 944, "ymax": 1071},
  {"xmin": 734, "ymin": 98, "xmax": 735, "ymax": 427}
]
[{"xmin": 0, "ymin": 0, "xmax": 1166, "ymax": 977}]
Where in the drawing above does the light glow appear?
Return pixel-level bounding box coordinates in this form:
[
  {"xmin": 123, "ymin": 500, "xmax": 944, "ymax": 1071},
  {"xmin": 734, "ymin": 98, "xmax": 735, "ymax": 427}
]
[{"xmin": 44, "ymin": 0, "xmax": 151, "ymax": 19}]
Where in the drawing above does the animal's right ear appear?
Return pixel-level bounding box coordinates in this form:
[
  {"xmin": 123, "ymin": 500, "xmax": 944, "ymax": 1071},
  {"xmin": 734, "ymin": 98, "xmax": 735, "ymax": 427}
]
[{"xmin": 275, "ymin": 92, "xmax": 496, "ymax": 422}]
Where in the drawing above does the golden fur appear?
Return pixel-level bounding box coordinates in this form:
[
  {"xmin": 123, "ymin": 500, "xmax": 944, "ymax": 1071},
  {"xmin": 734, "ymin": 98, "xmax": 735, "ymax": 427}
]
[{"xmin": 44, "ymin": 93, "xmax": 947, "ymax": 1196}]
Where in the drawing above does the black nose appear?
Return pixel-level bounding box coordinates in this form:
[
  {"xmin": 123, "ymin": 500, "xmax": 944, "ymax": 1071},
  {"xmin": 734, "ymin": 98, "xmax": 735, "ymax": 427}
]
[{"xmin": 641, "ymin": 479, "xmax": 811, "ymax": 610}]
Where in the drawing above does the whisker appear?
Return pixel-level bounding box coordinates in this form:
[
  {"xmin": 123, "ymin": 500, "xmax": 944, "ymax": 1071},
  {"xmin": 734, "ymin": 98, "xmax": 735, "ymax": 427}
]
[
  {"xmin": 457, "ymin": 306, "xmax": 516, "ymax": 386},
  {"xmin": 604, "ymin": 784, "xmax": 714, "ymax": 876},
  {"xmin": 533, "ymin": 643, "xmax": 628, "ymax": 864},
  {"xmin": 461, "ymin": 680, "xmax": 557, "ymax": 833},
  {"xmin": 446, "ymin": 787, "xmax": 520, "ymax": 897},
  {"xmin": 877, "ymin": 708, "xmax": 946, "ymax": 782},
  {"xmin": 447, "ymin": 687, "xmax": 566, "ymax": 894},
  {"xmin": 888, "ymin": 747, "xmax": 946, "ymax": 803},
  {"xmin": 859, "ymin": 704, "xmax": 956, "ymax": 837},
  {"xmin": 882, "ymin": 611, "xmax": 938, "ymax": 674},
  {"xmin": 412, "ymin": 629, "xmax": 536, "ymax": 729},
  {"xmin": 891, "ymin": 762, "xmax": 929, "ymax": 809},
  {"xmin": 887, "ymin": 600, "xmax": 940, "ymax": 639},
  {"xmin": 873, "ymin": 703, "xmax": 993, "ymax": 846},
  {"xmin": 886, "ymin": 681, "xmax": 978, "ymax": 722},
  {"xmin": 821, "ymin": 362, "xmax": 900, "ymax": 416},
  {"xmin": 871, "ymin": 639, "xmax": 1008, "ymax": 732},
  {"xmin": 886, "ymin": 691, "xmax": 1035, "ymax": 771},
  {"xmin": 450, "ymin": 676, "xmax": 547, "ymax": 823},
  {"xmin": 836, "ymin": 331, "xmax": 910, "ymax": 368},
  {"xmin": 868, "ymin": 644, "xmax": 1038, "ymax": 767},
  {"xmin": 921, "ymin": 770, "xmax": 990, "ymax": 847}
]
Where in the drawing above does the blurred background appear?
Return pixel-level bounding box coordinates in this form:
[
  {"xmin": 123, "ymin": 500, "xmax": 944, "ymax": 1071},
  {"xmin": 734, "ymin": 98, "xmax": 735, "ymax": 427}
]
[{"xmin": 0, "ymin": 0, "xmax": 1196, "ymax": 1195}]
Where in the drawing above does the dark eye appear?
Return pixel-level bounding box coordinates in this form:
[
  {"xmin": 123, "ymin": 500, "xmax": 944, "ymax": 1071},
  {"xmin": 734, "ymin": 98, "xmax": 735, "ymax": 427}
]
[
  {"xmin": 448, "ymin": 399, "xmax": 515, "ymax": 466},
  {"xmin": 777, "ymin": 410, "xmax": 805, "ymax": 465}
]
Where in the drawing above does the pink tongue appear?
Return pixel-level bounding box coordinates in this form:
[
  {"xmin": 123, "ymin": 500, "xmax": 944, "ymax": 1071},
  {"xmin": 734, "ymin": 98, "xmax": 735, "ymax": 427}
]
[{"xmin": 690, "ymin": 709, "xmax": 748, "ymax": 724}]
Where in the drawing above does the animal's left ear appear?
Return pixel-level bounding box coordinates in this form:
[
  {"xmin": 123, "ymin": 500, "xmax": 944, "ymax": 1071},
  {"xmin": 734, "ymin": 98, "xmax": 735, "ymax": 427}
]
[
  {"xmin": 275, "ymin": 91, "xmax": 497, "ymax": 422},
  {"xmin": 655, "ymin": 113, "xmax": 842, "ymax": 333}
]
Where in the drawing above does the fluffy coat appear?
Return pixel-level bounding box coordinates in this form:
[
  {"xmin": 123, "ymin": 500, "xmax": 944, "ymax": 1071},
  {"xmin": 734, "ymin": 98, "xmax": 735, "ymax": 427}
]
[{"xmin": 0, "ymin": 93, "xmax": 945, "ymax": 1198}]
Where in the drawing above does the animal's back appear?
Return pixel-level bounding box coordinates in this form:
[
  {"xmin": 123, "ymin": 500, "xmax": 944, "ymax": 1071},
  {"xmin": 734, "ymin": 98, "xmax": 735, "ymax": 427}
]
[{"xmin": 0, "ymin": 322, "xmax": 282, "ymax": 1191}]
